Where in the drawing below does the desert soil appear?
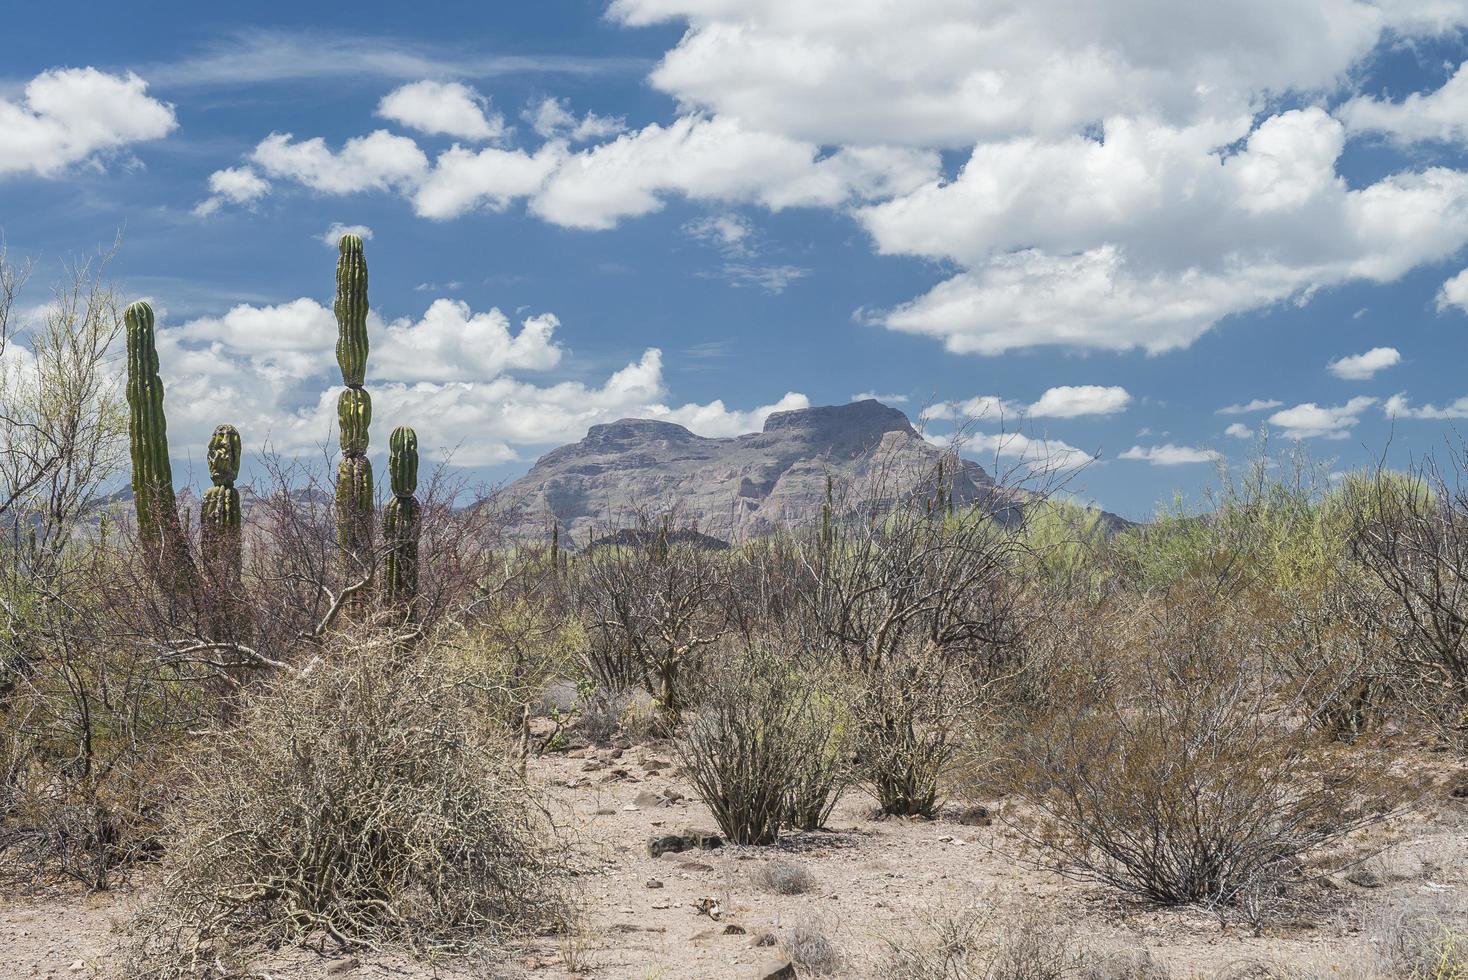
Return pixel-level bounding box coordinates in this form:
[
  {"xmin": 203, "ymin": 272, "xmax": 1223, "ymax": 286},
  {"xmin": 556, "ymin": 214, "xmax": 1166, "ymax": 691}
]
[{"xmin": 4, "ymin": 739, "xmax": 1466, "ymax": 979}]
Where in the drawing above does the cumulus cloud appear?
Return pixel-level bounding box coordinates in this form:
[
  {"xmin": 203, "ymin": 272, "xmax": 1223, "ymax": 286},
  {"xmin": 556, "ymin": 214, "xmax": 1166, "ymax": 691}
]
[
  {"xmin": 531, "ymin": 114, "xmax": 938, "ymax": 230},
  {"xmin": 377, "ymin": 80, "xmax": 505, "ymax": 141},
  {"xmin": 1268, "ymin": 396, "xmax": 1377, "ymax": 439},
  {"xmin": 1438, "ymin": 267, "xmax": 1468, "ymax": 312},
  {"xmin": 919, "ymin": 395, "xmax": 1020, "ymax": 422},
  {"xmin": 524, "ymin": 96, "xmax": 626, "ymax": 142},
  {"xmin": 1217, "ymin": 398, "xmax": 1283, "ymax": 414},
  {"xmin": 150, "ymin": 297, "xmax": 803, "ymax": 465},
  {"xmin": 1120, "ymin": 444, "xmax": 1223, "ymax": 465},
  {"xmin": 194, "ymin": 166, "xmax": 271, "ymax": 216},
  {"xmin": 862, "ymin": 111, "xmax": 1468, "ymax": 354},
  {"xmin": 252, "ymin": 130, "xmax": 429, "ymax": 195},
  {"xmin": 1340, "ymin": 62, "xmax": 1468, "ymax": 145},
  {"xmin": 1328, "ymin": 346, "xmax": 1400, "ymax": 380},
  {"xmin": 0, "ymin": 67, "xmax": 176, "ymax": 178},
  {"xmin": 961, "ymin": 431, "xmax": 1096, "ymax": 472},
  {"xmin": 851, "ymin": 392, "xmax": 909, "ymax": 404},
  {"xmin": 1382, "ymin": 392, "xmax": 1468, "ymax": 420},
  {"xmin": 1224, "ymin": 422, "xmax": 1254, "ymax": 439},
  {"xmin": 607, "ymin": 0, "xmax": 1428, "ymax": 148},
  {"xmin": 319, "ymin": 222, "xmax": 373, "ymax": 247},
  {"xmin": 1027, "ymin": 385, "xmax": 1131, "ymax": 418},
  {"xmin": 412, "ymin": 143, "xmax": 562, "ymax": 219}
]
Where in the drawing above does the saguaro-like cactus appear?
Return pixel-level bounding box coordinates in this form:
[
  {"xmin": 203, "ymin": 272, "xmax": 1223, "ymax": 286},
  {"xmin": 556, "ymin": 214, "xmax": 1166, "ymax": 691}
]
[
  {"xmin": 202, "ymin": 424, "xmax": 243, "ymax": 572},
  {"xmin": 125, "ymin": 301, "xmax": 180, "ymax": 549},
  {"xmin": 334, "ymin": 234, "xmax": 375, "ymax": 578},
  {"xmin": 383, "ymin": 425, "xmax": 421, "ymax": 604}
]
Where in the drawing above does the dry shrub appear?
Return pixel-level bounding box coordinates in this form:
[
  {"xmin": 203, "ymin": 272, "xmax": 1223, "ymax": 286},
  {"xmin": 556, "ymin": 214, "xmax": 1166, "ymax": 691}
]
[
  {"xmin": 783, "ymin": 920, "xmax": 843, "ymax": 975},
  {"xmin": 123, "ymin": 639, "xmax": 573, "ymax": 977},
  {"xmin": 881, "ymin": 906, "xmax": 1168, "ymax": 980},
  {"xmin": 676, "ymin": 642, "xmax": 848, "ymax": 844},
  {"xmin": 752, "ymin": 857, "xmax": 815, "ymax": 895},
  {"xmin": 1010, "ymin": 591, "xmax": 1397, "ymax": 909}
]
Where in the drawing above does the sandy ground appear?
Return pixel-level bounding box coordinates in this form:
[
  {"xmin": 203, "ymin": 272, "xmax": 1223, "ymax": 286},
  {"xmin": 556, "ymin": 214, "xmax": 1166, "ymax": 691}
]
[{"xmin": 3, "ymin": 740, "xmax": 1466, "ymax": 979}]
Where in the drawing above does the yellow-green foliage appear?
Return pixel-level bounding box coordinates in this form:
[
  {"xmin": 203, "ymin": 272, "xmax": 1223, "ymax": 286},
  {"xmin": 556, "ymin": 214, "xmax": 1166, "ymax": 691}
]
[
  {"xmin": 1016, "ymin": 497, "xmax": 1113, "ymax": 593},
  {"xmin": 441, "ymin": 598, "xmax": 583, "ymax": 731}
]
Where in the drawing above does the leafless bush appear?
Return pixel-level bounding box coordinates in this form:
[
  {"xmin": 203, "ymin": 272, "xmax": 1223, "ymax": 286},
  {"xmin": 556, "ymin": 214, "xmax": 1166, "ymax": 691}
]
[
  {"xmin": 752, "ymin": 857, "xmax": 815, "ymax": 895},
  {"xmin": 570, "ymin": 512, "xmax": 731, "ymax": 723},
  {"xmin": 122, "ymin": 638, "xmax": 574, "ymax": 976},
  {"xmin": 676, "ymin": 642, "xmax": 842, "ymax": 844},
  {"xmin": 1010, "ymin": 590, "xmax": 1397, "ymax": 908},
  {"xmin": 798, "ymin": 452, "xmax": 1041, "ymax": 817},
  {"xmin": 1344, "ymin": 460, "xmax": 1468, "ymax": 748}
]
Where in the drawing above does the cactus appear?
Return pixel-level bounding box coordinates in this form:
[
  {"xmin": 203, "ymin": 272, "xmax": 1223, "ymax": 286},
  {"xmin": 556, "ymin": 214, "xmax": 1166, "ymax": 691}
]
[
  {"xmin": 334, "ymin": 234, "xmax": 375, "ymax": 577},
  {"xmin": 201, "ymin": 424, "xmax": 243, "ymax": 574},
  {"xmin": 125, "ymin": 301, "xmax": 181, "ymax": 550},
  {"xmin": 383, "ymin": 426, "xmax": 421, "ymax": 603}
]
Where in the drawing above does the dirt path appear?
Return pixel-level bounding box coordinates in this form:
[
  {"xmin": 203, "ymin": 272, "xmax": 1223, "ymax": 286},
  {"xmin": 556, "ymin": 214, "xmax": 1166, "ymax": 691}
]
[{"xmin": 4, "ymin": 741, "xmax": 1465, "ymax": 978}]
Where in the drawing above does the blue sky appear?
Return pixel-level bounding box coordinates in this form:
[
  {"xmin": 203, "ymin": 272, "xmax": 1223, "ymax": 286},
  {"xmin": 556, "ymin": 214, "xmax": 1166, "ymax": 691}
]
[{"xmin": 6, "ymin": 2, "xmax": 1468, "ymax": 520}]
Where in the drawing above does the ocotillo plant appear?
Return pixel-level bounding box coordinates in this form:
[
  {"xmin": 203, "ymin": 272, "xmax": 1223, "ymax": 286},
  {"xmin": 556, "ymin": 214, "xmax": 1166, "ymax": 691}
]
[
  {"xmin": 334, "ymin": 234, "xmax": 375, "ymax": 580},
  {"xmin": 382, "ymin": 425, "xmax": 421, "ymax": 604},
  {"xmin": 202, "ymin": 424, "xmax": 243, "ymax": 574}
]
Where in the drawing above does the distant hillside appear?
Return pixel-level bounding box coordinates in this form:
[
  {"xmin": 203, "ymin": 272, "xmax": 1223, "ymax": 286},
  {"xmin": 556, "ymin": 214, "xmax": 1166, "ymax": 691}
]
[{"xmin": 501, "ymin": 399, "xmax": 1127, "ymax": 545}]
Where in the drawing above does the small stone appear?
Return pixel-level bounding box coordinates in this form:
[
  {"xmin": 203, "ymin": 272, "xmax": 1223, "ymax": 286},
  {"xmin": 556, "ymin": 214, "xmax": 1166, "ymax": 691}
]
[
  {"xmin": 595, "ymin": 807, "xmax": 616, "ymax": 816},
  {"xmin": 646, "ymin": 878, "xmax": 664, "ymax": 889},
  {"xmin": 635, "ymin": 790, "xmax": 664, "ymax": 807},
  {"xmin": 750, "ymin": 931, "xmax": 778, "ymax": 948},
  {"xmin": 938, "ymin": 835, "xmax": 954, "ymax": 843},
  {"xmin": 752, "ymin": 958, "xmax": 796, "ymax": 979},
  {"xmin": 723, "ymin": 924, "xmax": 747, "ymax": 935},
  {"xmin": 609, "ymin": 747, "xmax": 624, "ymax": 759},
  {"xmin": 581, "ymin": 760, "xmax": 604, "ymax": 772},
  {"xmin": 326, "ymin": 958, "xmax": 361, "ymax": 976},
  {"xmin": 68, "ymin": 962, "xmax": 86, "ymax": 973},
  {"xmin": 622, "ymin": 803, "xmax": 641, "ymax": 812}
]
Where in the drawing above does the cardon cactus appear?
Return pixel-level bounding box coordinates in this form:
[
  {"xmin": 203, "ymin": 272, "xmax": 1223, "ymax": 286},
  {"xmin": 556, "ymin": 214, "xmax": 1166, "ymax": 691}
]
[
  {"xmin": 334, "ymin": 234, "xmax": 375, "ymax": 577},
  {"xmin": 125, "ymin": 301, "xmax": 181, "ymax": 549},
  {"xmin": 202, "ymin": 424, "xmax": 243, "ymax": 574},
  {"xmin": 383, "ymin": 426, "xmax": 421, "ymax": 603}
]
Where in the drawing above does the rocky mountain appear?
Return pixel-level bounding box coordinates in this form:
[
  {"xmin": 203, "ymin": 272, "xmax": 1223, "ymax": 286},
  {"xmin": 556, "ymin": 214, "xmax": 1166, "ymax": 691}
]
[{"xmin": 501, "ymin": 399, "xmax": 1105, "ymax": 545}]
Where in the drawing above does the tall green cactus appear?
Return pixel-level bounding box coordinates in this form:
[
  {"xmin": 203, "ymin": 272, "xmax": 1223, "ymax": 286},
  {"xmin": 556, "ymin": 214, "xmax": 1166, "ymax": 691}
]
[
  {"xmin": 202, "ymin": 424, "xmax": 243, "ymax": 572},
  {"xmin": 125, "ymin": 301, "xmax": 180, "ymax": 550},
  {"xmin": 383, "ymin": 425, "xmax": 421, "ymax": 604},
  {"xmin": 333, "ymin": 234, "xmax": 374, "ymax": 578}
]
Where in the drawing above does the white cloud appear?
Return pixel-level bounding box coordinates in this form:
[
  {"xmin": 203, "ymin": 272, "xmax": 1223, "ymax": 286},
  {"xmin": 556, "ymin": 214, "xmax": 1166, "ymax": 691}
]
[
  {"xmin": 685, "ymin": 212, "xmax": 756, "ymax": 256},
  {"xmin": 920, "ymin": 395, "xmax": 1020, "ymax": 422},
  {"xmin": 1027, "ymin": 385, "xmax": 1131, "ymax": 418},
  {"xmin": 1328, "ymin": 346, "xmax": 1400, "ymax": 380},
  {"xmin": 608, "ymin": 0, "xmax": 1436, "ymax": 148},
  {"xmin": 377, "ymin": 80, "xmax": 505, "ymax": 141},
  {"xmin": 319, "ymin": 222, "xmax": 374, "ymax": 247},
  {"xmin": 193, "ymin": 166, "xmax": 271, "ymax": 216},
  {"xmin": 251, "ymin": 129, "xmax": 429, "ymax": 194},
  {"xmin": 1340, "ymin": 62, "xmax": 1468, "ymax": 145},
  {"xmin": 0, "ymin": 67, "xmax": 176, "ymax": 178},
  {"xmin": 1224, "ymin": 422, "xmax": 1254, "ymax": 439},
  {"xmin": 1383, "ymin": 392, "xmax": 1468, "ymax": 420},
  {"xmin": 1268, "ymin": 396, "xmax": 1377, "ymax": 439},
  {"xmin": 524, "ymin": 96, "xmax": 626, "ymax": 142},
  {"xmin": 851, "ymin": 392, "xmax": 908, "ymax": 404},
  {"xmin": 532, "ymin": 114, "xmax": 939, "ymax": 230},
  {"xmin": 149, "ymin": 298, "xmax": 803, "ymax": 466},
  {"xmin": 961, "ymin": 431, "xmax": 1096, "ymax": 471},
  {"xmin": 861, "ymin": 111, "xmax": 1468, "ymax": 354},
  {"xmin": 412, "ymin": 143, "xmax": 562, "ymax": 219},
  {"xmin": 1438, "ymin": 267, "xmax": 1468, "ymax": 312},
  {"xmin": 1217, "ymin": 398, "xmax": 1283, "ymax": 414},
  {"xmin": 375, "ymin": 299, "xmax": 563, "ymax": 381},
  {"xmin": 1120, "ymin": 444, "xmax": 1223, "ymax": 465}
]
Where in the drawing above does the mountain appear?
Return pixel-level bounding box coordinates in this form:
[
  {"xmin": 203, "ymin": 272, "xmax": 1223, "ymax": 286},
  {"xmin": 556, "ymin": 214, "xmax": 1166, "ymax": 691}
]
[{"xmin": 501, "ymin": 399, "xmax": 1119, "ymax": 545}]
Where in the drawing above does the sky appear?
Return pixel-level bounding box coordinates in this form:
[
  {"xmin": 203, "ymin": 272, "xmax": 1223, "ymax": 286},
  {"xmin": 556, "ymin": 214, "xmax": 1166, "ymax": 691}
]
[{"xmin": 6, "ymin": 2, "xmax": 1468, "ymax": 520}]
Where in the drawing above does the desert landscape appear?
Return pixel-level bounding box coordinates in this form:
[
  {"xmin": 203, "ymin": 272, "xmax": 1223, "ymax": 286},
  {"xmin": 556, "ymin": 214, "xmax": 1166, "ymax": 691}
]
[{"xmin": 10, "ymin": 4, "xmax": 1468, "ymax": 978}]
